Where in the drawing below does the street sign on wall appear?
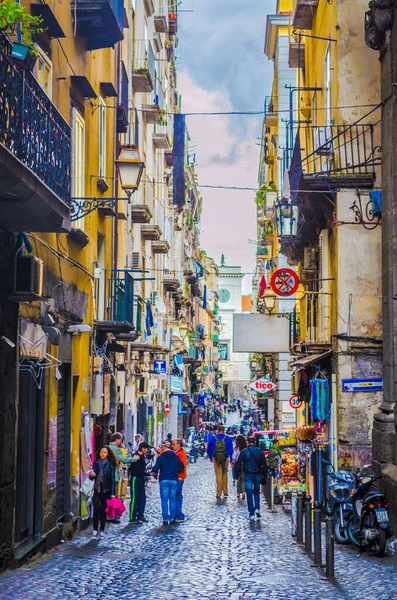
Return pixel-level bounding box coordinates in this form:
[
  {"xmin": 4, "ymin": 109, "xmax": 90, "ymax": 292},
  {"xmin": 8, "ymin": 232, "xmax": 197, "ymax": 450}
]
[
  {"xmin": 154, "ymin": 360, "xmax": 166, "ymax": 374},
  {"xmin": 341, "ymin": 378, "xmax": 383, "ymax": 392}
]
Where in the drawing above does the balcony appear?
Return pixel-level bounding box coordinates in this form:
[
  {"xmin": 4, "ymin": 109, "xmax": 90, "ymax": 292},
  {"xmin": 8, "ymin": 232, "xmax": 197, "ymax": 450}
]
[
  {"xmin": 154, "ymin": 0, "xmax": 169, "ymax": 32},
  {"xmin": 96, "ymin": 272, "xmax": 138, "ymax": 334},
  {"xmin": 299, "ymin": 124, "xmax": 380, "ymax": 187},
  {"xmin": 292, "ymin": 0, "xmax": 318, "ymax": 30},
  {"xmin": 0, "ymin": 36, "xmax": 71, "ymax": 232},
  {"xmin": 131, "ymin": 40, "xmax": 155, "ymax": 93},
  {"xmin": 141, "ymin": 224, "xmax": 162, "ymax": 240},
  {"xmin": 152, "ymin": 123, "xmax": 172, "ymax": 150},
  {"xmin": 151, "ymin": 239, "xmax": 170, "ymax": 254},
  {"xmin": 73, "ymin": 0, "xmax": 124, "ymax": 50},
  {"xmin": 300, "ymin": 292, "xmax": 331, "ymax": 345},
  {"xmin": 264, "ymin": 96, "xmax": 277, "ymax": 128},
  {"xmin": 130, "ymin": 204, "xmax": 152, "ymax": 223},
  {"xmin": 163, "ymin": 277, "xmax": 180, "ymax": 293},
  {"xmin": 289, "ymin": 40, "xmax": 305, "ymax": 68},
  {"xmin": 142, "ymin": 85, "xmax": 164, "ymax": 124}
]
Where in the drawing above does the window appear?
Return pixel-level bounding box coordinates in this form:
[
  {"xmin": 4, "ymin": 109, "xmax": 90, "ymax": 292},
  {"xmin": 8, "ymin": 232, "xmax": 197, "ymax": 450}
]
[
  {"xmin": 72, "ymin": 108, "xmax": 85, "ymax": 230},
  {"xmin": 325, "ymin": 45, "xmax": 331, "ymax": 125},
  {"xmin": 33, "ymin": 47, "xmax": 52, "ymax": 98},
  {"xmin": 98, "ymin": 97, "xmax": 106, "ymax": 179},
  {"xmin": 219, "ymin": 343, "xmax": 229, "ymax": 361}
]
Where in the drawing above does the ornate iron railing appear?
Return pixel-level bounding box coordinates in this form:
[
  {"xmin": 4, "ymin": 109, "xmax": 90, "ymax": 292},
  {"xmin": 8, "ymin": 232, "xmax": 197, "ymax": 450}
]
[
  {"xmin": 0, "ymin": 36, "xmax": 71, "ymax": 204},
  {"xmin": 299, "ymin": 124, "xmax": 380, "ymax": 178}
]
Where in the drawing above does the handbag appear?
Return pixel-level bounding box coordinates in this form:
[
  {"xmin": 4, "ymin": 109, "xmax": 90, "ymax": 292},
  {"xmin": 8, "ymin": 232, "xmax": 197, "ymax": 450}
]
[{"xmin": 247, "ymin": 446, "xmax": 268, "ymax": 485}]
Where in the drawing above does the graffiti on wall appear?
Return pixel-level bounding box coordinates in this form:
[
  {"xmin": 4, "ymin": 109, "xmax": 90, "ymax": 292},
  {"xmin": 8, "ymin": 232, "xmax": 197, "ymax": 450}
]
[
  {"xmin": 339, "ymin": 444, "xmax": 372, "ymax": 471},
  {"xmin": 353, "ymin": 355, "xmax": 382, "ymax": 379}
]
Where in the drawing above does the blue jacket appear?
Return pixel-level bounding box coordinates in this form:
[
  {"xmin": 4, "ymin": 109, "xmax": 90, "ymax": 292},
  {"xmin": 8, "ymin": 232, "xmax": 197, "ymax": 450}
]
[
  {"xmin": 235, "ymin": 445, "xmax": 268, "ymax": 478},
  {"xmin": 207, "ymin": 434, "xmax": 234, "ymax": 460},
  {"xmin": 152, "ymin": 450, "xmax": 184, "ymax": 481}
]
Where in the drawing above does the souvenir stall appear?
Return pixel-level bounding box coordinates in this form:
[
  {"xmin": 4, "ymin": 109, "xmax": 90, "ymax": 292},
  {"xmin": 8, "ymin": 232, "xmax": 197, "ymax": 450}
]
[{"xmin": 295, "ymin": 364, "xmax": 332, "ymax": 506}]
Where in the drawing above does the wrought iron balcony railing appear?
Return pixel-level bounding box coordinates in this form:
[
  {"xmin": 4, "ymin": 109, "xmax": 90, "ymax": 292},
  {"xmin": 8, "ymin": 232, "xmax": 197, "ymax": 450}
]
[
  {"xmin": 299, "ymin": 124, "xmax": 380, "ymax": 182},
  {"xmin": 96, "ymin": 271, "xmax": 143, "ymax": 334},
  {"xmin": 0, "ymin": 36, "xmax": 71, "ymax": 205}
]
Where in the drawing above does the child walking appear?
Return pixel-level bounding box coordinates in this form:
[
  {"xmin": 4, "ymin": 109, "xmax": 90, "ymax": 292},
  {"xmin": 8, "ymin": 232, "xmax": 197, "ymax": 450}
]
[{"xmin": 90, "ymin": 446, "xmax": 116, "ymax": 538}]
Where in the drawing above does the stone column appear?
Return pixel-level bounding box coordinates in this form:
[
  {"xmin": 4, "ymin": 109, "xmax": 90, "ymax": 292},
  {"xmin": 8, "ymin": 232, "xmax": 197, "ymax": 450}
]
[{"xmin": 365, "ymin": 1, "xmax": 397, "ymax": 501}]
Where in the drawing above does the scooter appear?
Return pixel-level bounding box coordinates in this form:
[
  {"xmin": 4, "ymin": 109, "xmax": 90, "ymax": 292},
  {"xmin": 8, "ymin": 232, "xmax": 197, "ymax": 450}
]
[
  {"xmin": 347, "ymin": 471, "xmax": 393, "ymax": 556},
  {"xmin": 326, "ymin": 468, "xmax": 355, "ymax": 544}
]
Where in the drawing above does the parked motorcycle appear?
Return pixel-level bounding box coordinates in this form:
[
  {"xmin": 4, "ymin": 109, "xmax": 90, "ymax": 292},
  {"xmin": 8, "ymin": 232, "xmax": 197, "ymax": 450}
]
[
  {"xmin": 347, "ymin": 471, "xmax": 393, "ymax": 556},
  {"xmin": 198, "ymin": 442, "xmax": 206, "ymax": 457},
  {"xmin": 326, "ymin": 468, "xmax": 355, "ymax": 544}
]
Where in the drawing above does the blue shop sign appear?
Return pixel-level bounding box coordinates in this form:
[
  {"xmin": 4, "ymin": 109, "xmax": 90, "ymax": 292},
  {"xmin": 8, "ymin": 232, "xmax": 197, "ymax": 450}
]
[
  {"xmin": 170, "ymin": 375, "xmax": 184, "ymax": 393},
  {"xmin": 342, "ymin": 378, "xmax": 383, "ymax": 393},
  {"xmin": 178, "ymin": 396, "xmax": 188, "ymax": 414},
  {"xmin": 154, "ymin": 359, "xmax": 166, "ymax": 374}
]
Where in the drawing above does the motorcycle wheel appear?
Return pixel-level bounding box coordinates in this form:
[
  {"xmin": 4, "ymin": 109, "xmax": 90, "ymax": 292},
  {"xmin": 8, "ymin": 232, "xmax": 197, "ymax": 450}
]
[
  {"xmin": 347, "ymin": 518, "xmax": 362, "ymax": 549},
  {"xmin": 334, "ymin": 511, "xmax": 351, "ymax": 544},
  {"xmin": 373, "ymin": 526, "xmax": 387, "ymax": 557}
]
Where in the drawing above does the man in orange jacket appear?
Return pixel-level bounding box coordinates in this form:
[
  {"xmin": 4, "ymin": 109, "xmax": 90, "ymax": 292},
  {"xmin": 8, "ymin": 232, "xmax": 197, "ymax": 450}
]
[{"xmin": 172, "ymin": 439, "xmax": 187, "ymax": 523}]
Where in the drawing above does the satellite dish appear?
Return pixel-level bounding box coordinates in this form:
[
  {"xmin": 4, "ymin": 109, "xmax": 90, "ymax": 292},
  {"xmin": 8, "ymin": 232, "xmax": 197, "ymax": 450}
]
[
  {"xmin": 155, "ymin": 296, "xmax": 167, "ymax": 314},
  {"xmin": 174, "ymin": 353, "xmax": 184, "ymax": 372}
]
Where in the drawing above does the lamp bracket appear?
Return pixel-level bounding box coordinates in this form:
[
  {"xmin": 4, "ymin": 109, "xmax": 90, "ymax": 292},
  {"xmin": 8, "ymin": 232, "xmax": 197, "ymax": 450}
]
[{"xmin": 70, "ymin": 197, "xmax": 133, "ymax": 221}]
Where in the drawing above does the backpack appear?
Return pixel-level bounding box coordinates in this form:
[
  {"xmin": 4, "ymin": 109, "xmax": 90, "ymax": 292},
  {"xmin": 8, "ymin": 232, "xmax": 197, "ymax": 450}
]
[{"xmin": 213, "ymin": 435, "xmax": 228, "ymax": 464}]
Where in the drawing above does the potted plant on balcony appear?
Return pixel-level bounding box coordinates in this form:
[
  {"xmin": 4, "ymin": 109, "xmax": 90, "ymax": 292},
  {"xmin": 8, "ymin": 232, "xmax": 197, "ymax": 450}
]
[{"xmin": 0, "ymin": 0, "xmax": 44, "ymax": 67}]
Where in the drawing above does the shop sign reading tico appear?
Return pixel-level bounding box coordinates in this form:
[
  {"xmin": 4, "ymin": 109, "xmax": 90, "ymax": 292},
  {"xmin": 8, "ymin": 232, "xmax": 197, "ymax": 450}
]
[{"xmin": 250, "ymin": 378, "xmax": 276, "ymax": 393}]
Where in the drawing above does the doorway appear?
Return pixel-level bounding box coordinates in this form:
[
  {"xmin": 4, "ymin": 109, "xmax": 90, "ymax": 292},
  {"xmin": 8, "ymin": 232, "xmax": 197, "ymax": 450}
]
[
  {"xmin": 56, "ymin": 364, "xmax": 71, "ymax": 522},
  {"xmin": 15, "ymin": 372, "xmax": 45, "ymax": 543}
]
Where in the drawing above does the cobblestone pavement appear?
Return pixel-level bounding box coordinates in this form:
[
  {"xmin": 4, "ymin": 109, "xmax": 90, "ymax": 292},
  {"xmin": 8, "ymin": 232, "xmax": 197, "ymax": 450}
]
[{"xmin": 1, "ymin": 459, "xmax": 397, "ymax": 600}]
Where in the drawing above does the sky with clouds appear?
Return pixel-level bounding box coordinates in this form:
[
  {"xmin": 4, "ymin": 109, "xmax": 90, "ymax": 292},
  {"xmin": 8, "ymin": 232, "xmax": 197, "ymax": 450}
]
[{"xmin": 176, "ymin": 0, "xmax": 276, "ymax": 292}]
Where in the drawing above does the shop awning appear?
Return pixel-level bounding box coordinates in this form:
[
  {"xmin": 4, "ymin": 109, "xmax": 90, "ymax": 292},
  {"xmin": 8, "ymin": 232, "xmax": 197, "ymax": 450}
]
[{"xmin": 291, "ymin": 349, "xmax": 332, "ymax": 368}]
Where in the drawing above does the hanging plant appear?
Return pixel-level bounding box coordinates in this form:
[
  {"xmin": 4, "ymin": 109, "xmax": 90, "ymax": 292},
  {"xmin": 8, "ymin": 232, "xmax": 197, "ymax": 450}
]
[
  {"xmin": 0, "ymin": 0, "xmax": 44, "ymax": 56},
  {"xmin": 255, "ymin": 183, "xmax": 278, "ymax": 206}
]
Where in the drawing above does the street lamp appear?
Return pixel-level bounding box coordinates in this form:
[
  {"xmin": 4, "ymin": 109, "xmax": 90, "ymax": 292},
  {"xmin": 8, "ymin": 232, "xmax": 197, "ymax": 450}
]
[
  {"xmin": 263, "ymin": 288, "xmax": 277, "ymax": 315},
  {"xmin": 274, "ymin": 198, "xmax": 299, "ymax": 237},
  {"xmin": 115, "ymin": 144, "xmax": 145, "ymax": 198},
  {"xmin": 178, "ymin": 321, "xmax": 189, "ymax": 338}
]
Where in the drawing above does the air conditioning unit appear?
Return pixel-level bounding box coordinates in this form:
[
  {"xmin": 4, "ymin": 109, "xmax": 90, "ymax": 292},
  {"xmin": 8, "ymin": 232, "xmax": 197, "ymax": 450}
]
[
  {"xmin": 14, "ymin": 255, "xmax": 43, "ymax": 299},
  {"xmin": 131, "ymin": 252, "xmax": 141, "ymax": 269},
  {"xmin": 303, "ymin": 247, "xmax": 317, "ymax": 272}
]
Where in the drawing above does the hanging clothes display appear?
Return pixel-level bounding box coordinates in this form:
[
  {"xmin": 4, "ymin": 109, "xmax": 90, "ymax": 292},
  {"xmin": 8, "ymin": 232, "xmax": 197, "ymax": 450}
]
[{"xmin": 310, "ymin": 373, "xmax": 331, "ymax": 421}]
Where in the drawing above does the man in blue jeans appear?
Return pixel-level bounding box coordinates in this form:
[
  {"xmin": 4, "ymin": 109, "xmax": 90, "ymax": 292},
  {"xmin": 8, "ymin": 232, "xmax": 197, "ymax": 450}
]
[
  {"xmin": 151, "ymin": 441, "xmax": 184, "ymax": 525},
  {"xmin": 235, "ymin": 437, "xmax": 268, "ymax": 520}
]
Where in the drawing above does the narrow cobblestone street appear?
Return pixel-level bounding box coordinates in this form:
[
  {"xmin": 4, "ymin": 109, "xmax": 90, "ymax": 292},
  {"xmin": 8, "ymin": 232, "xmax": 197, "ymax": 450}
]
[{"xmin": 1, "ymin": 458, "xmax": 397, "ymax": 600}]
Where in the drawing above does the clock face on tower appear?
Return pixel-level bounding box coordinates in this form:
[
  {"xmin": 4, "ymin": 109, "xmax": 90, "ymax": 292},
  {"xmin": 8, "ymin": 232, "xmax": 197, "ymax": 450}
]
[{"xmin": 219, "ymin": 288, "xmax": 231, "ymax": 303}]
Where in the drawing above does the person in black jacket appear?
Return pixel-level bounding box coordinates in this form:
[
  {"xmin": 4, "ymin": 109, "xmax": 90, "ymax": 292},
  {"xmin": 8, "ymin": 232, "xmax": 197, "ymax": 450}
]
[
  {"xmin": 129, "ymin": 441, "xmax": 150, "ymax": 524},
  {"xmin": 89, "ymin": 446, "xmax": 117, "ymax": 538},
  {"xmin": 235, "ymin": 437, "xmax": 268, "ymax": 521},
  {"xmin": 151, "ymin": 442, "xmax": 184, "ymax": 525}
]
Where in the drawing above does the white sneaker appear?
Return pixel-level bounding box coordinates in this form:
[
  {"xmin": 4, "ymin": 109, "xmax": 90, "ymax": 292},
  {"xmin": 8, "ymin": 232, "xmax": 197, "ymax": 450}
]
[
  {"xmin": 249, "ymin": 514, "xmax": 255, "ymax": 521},
  {"xmin": 92, "ymin": 530, "xmax": 99, "ymax": 538},
  {"xmin": 255, "ymin": 510, "xmax": 261, "ymax": 520},
  {"xmin": 99, "ymin": 531, "xmax": 105, "ymax": 539}
]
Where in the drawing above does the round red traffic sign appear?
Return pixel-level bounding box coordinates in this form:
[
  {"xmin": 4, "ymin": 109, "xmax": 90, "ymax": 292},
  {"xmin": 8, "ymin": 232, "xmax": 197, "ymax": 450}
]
[
  {"xmin": 289, "ymin": 394, "xmax": 303, "ymax": 410},
  {"xmin": 271, "ymin": 268, "xmax": 299, "ymax": 297},
  {"xmin": 164, "ymin": 403, "xmax": 170, "ymax": 416}
]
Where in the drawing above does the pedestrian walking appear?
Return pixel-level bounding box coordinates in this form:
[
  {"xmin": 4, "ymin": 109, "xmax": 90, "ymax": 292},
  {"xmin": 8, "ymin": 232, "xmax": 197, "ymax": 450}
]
[
  {"xmin": 109, "ymin": 433, "xmax": 136, "ymax": 505},
  {"xmin": 235, "ymin": 437, "xmax": 268, "ymax": 521},
  {"xmin": 89, "ymin": 446, "xmax": 116, "ymax": 538},
  {"xmin": 172, "ymin": 438, "xmax": 187, "ymax": 522},
  {"xmin": 151, "ymin": 441, "xmax": 184, "ymax": 525},
  {"xmin": 133, "ymin": 434, "xmax": 144, "ymax": 452},
  {"xmin": 207, "ymin": 425, "xmax": 233, "ymax": 499},
  {"xmin": 129, "ymin": 441, "xmax": 150, "ymax": 524},
  {"xmin": 231, "ymin": 434, "xmax": 247, "ymax": 499},
  {"xmin": 267, "ymin": 437, "xmax": 282, "ymax": 477}
]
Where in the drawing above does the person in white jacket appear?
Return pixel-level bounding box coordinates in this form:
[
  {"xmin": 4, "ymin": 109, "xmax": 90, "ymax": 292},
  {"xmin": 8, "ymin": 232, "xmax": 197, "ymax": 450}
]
[{"xmin": 231, "ymin": 434, "xmax": 247, "ymax": 499}]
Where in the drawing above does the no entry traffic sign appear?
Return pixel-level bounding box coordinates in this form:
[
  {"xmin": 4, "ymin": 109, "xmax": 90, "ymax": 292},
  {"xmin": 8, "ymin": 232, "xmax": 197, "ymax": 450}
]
[
  {"xmin": 289, "ymin": 394, "xmax": 303, "ymax": 410},
  {"xmin": 164, "ymin": 403, "xmax": 170, "ymax": 416},
  {"xmin": 271, "ymin": 268, "xmax": 299, "ymax": 297}
]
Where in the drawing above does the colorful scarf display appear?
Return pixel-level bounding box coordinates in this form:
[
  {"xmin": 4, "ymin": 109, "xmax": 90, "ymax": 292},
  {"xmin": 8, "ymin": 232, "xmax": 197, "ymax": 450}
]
[{"xmin": 310, "ymin": 378, "xmax": 330, "ymax": 422}]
